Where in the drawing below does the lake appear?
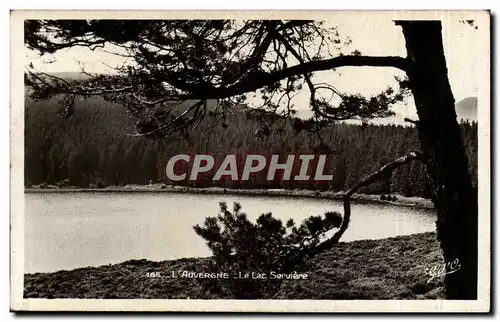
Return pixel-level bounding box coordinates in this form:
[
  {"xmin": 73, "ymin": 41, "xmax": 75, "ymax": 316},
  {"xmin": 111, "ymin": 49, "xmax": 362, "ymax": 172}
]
[{"xmin": 24, "ymin": 192, "xmax": 436, "ymax": 273}]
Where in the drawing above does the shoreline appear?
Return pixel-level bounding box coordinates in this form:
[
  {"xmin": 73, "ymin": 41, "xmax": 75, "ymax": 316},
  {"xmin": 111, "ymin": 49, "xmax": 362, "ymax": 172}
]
[
  {"xmin": 25, "ymin": 184, "xmax": 434, "ymax": 209},
  {"xmin": 24, "ymin": 232, "xmax": 444, "ymax": 299}
]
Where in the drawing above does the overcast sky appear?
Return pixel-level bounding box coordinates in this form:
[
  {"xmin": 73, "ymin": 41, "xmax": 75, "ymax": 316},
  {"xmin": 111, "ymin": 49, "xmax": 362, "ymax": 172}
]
[{"xmin": 25, "ymin": 12, "xmax": 488, "ymax": 122}]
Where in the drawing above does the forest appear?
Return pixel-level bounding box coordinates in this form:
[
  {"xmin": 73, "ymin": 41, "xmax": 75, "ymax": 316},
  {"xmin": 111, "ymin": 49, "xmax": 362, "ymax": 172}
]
[{"xmin": 24, "ymin": 96, "xmax": 478, "ymax": 198}]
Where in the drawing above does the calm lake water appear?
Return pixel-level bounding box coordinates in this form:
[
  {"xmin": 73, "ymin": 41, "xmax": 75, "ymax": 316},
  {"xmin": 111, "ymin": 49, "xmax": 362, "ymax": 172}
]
[{"xmin": 24, "ymin": 192, "xmax": 436, "ymax": 273}]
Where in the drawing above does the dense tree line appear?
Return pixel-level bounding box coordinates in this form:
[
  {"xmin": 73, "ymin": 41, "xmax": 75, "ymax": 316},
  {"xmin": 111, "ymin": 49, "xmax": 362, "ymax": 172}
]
[{"xmin": 24, "ymin": 97, "xmax": 477, "ymax": 198}]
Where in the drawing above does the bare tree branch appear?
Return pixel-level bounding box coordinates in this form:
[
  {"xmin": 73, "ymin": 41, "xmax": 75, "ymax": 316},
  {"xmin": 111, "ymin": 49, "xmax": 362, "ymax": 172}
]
[
  {"xmin": 314, "ymin": 151, "xmax": 425, "ymax": 252},
  {"xmin": 270, "ymin": 151, "xmax": 425, "ymax": 262}
]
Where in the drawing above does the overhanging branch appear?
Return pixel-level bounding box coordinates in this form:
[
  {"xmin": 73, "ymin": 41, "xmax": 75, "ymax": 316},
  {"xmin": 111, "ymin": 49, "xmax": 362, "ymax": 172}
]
[
  {"xmin": 27, "ymin": 53, "xmax": 409, "ymax": 103},
  {"xmin": 314, "ymin": 151, "xmax": 425, "ymax": 253},
  {"xmin": 214, "ymin": 55, "xmax": 409, "ymax": 98}
]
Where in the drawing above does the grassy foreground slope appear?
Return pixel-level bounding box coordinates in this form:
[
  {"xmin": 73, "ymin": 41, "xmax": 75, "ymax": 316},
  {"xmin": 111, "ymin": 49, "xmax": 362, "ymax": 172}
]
[{"xmin": 24, "ymin": 232, "xmax": 444, "ymax": 300}]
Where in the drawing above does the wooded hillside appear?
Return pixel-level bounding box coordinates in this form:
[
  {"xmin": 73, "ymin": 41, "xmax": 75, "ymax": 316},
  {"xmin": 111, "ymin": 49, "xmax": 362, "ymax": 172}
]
[{"xmin": 24, "ymin": 97, "xmax": 477, "ymax": 198}]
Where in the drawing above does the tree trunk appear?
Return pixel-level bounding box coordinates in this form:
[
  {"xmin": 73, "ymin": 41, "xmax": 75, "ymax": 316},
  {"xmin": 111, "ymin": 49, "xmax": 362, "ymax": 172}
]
[{"xmin": 396, "ymin": 21, "xmax": 478, "ymax": 299}]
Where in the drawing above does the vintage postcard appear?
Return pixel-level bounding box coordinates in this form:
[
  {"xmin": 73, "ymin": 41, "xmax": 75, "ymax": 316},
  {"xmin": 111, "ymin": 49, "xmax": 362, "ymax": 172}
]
[{"xmin": 10, "ymin": 10, "xmax": 491, "ymax": 312}]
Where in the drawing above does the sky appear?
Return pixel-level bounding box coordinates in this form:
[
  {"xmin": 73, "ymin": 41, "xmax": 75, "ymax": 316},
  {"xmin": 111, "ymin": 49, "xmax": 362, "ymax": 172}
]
[{"xmin": 25, "ymin": 12, "xmax": 488, "ymax": 123}]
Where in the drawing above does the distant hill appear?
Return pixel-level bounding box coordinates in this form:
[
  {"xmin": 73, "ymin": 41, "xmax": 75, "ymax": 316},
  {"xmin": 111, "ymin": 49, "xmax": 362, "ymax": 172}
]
[
  {"xmin": 292, "ymin": 96, "xmax": 478, "ymax": 125},
  {"xmin": 455, "ymin": 97, "xmax": 478, "ymax": 122},
  {"xmin": 49, "ymin": 72, "xmax": 93, "ymax": 81}
]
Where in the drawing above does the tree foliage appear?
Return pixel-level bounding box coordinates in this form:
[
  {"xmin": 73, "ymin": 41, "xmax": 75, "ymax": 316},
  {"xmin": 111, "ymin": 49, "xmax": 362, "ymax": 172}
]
[
  {"xmin": 25, "ymin": 19, "xmax": 409, "ymax": 140},
  {"xmin": 193, "ymin": 202, "xmax": 342, "ymax": 298}
]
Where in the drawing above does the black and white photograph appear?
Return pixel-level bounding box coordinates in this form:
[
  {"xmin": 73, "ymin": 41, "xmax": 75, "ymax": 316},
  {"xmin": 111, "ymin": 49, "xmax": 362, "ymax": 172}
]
[{"xmin": 10, "ymin": 10, "xmax": 490, "ymax": 312}]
